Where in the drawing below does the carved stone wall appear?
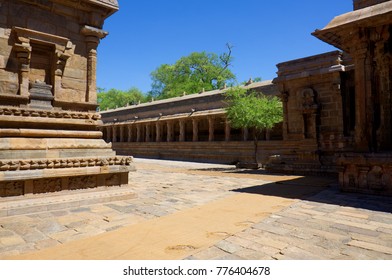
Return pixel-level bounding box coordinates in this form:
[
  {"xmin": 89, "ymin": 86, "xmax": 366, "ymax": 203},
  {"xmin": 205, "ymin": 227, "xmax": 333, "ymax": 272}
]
[
  {"xmin": 312, "ymin": 1, "xmax": 392, "ymax": 195},
  {"xmin": 0, "ymin": 0, "xmax": 112, "ymax": 109},
  {"xmin": 274, "ymin": 51, "xmax": 351, "ymax": 162},
  {"xmin": 0, "ymin": 0, "xmax": 135, "ymax": 198},
  {"xmin": 33, "ymin": 178, "xmax": 62, "ymax": 194},
  {"xmin": 338, "ymin": 154, "xmax": 392, "ymax": 195}
]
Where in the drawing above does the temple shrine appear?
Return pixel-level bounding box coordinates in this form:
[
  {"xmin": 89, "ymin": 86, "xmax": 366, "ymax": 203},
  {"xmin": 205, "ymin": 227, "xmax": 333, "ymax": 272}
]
[{"xmin": 0, "ymin": 0, "xmax": 134, "ymax": 197}]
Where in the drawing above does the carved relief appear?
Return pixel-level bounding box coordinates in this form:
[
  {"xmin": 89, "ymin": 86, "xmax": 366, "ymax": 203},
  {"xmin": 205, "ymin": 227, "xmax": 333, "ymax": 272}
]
[
  {"xmin": 105, "ymin": 174, "xmax": 120, "ymax": 186},
  {"xmin": 33, "ymin": 178, "xmax": 61, "ymax": 194},
  {"xmin": 300, "ymin": 88, "xmax": 318, "ymax": 112},
  {"xmin": 69, "ymin": 175, "xmax": 97, "ymax": 190},
  {"xmin": 0, "ymin": 181, "xmax": 24, "ymax": 197},
  {"xmin": 340, "ymin": 156, "xmax": 391, "ymax": 194},
  {"xmin": 367, "ymin": 166, "xmax": 385, "ymax": 190},
  {"xmin": 358, "ymin": 167, "xmax": 370, "ymax": 189},
  {"xmin": 298, "ymin": 88, "xmax": 318, "ymax": 139},
  {"xmin": 0, "ymin": 156, "xmax": 132, "ymax": 172}
]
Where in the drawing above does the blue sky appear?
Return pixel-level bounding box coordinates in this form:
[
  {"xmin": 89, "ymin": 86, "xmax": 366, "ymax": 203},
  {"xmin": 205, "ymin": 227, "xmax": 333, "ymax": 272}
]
[{"xmin": 97, "ymin": 0, "xmax": 353, "ymax": 93}]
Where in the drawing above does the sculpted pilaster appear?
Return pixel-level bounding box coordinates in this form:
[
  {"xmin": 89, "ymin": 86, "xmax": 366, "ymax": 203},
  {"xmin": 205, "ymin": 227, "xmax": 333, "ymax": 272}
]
[
  {"xmin": 14, "ymin": 43, "xmax": 31, "ymax": 97},
  {"xmin": 81, "ymin": 26, "xmax": 108, "ymax": 104},
  {"xmin": 352, "ymin": 39, "xmax": 372, "ymax": 151}
]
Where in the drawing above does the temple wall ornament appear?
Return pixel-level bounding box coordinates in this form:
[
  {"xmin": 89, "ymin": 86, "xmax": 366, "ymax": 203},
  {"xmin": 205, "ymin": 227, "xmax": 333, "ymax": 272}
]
[{"xmin": 12, "ymin": 27, "xmax": 73, "ymax": 102}]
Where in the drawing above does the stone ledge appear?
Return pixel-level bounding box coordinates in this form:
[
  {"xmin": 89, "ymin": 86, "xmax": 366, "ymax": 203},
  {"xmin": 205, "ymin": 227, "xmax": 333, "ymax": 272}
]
[
  {"xmin": 0, "ymin": 165, "xmax": 134, "ymax": 182},
  {"xmin": 0, "ymin": 128, "xmax": 102, "ymax": 139},
  {"xmin": 0, "ymin": 106, "xmax": 100, "ymax": 120},
  {"xmin": 0, "ymin": 138, "xmax": 112, "ymax": 150},
  {"xmin": 0, "ymin": 156, "xmax": 133, "ymax": 173},
  {"xmin": 0, "ymin": 185, "xmax": 136, "ymax": 217}
]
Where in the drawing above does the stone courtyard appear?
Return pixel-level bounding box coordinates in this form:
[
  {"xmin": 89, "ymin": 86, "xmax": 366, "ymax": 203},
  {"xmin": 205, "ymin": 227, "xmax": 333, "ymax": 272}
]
[{"xmin": 0, "ymin": 158, "xmax": 391, "ymax": 260}]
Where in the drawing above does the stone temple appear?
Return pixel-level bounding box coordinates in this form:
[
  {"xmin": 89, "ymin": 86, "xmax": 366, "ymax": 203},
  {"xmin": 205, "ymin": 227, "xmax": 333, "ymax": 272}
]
[
  {"xmin": 101, "ymin": 0, "xmax": 392, "ymax": 196},
  {"xmin": 0, "ymin": 0, "xmax": 134, "ymax": 197}
]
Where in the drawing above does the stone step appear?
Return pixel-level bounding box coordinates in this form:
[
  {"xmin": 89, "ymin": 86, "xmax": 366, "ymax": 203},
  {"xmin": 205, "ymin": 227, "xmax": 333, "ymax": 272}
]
[{"xmin": 0, "ymin": 186, "xmax": 136, "ymax": 217}]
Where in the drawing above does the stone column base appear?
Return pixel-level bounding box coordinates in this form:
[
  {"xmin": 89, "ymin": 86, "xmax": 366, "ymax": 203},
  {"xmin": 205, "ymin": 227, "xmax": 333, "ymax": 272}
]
[
  {"xmin": 0, "ymin": 157, "xmax": 135, "ymax": 197},
  {"xmin": 337, "ymin": 153, "xmax": 392, "ymax": 196}
]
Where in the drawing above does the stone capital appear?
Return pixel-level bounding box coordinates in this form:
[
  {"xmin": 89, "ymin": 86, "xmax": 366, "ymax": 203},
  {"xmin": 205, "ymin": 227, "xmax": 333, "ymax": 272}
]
[{"xmin": 81, "ymin": 25, "xmax": 108, "ymax": 40}]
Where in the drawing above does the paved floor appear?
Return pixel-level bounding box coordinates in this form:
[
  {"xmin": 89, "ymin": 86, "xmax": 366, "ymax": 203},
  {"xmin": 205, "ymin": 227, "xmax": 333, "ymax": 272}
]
[{"xmin": 0, "ymin": 158, "xmax": 391, "ymax": 259}]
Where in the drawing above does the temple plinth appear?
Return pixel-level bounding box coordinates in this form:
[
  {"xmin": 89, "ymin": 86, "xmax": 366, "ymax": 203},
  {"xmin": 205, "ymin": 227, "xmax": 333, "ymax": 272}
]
[{"xmin": 0, "ymin": 0, "xmax": 134, "ymax": 197}]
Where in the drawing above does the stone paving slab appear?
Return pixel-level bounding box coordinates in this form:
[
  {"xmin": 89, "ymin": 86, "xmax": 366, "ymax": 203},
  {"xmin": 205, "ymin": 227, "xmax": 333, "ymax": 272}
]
[
  {"xmin": 0, "ymin": 158, "xmax": 391, "ymax": 260},
  {"xmin": 189, "ymin": 184, "xmax": 392, "ymax": 260}
]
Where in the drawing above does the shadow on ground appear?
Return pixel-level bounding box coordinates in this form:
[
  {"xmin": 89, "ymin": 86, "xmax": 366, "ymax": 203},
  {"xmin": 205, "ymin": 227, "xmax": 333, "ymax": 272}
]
[{"xmin": 231, "ymin": 176, "xmax": 392, "ymax": 214}]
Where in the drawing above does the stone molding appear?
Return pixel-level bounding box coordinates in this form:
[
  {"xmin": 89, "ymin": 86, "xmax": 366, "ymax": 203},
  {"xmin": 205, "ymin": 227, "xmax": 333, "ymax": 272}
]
[
  {"xmin": 13, "ymin": 26, "xmax": 73, "ymax": 73},
  {"xmin": 0, "ymin": 156, "xmax": 133, "ymax": 172},
  {"xmin": 13, "ymin": 27, "xmax": 71, "ymax": 52},
  {"xmin": 0, "ymin": 106, "xmax": 101, "ymax": 120},
  {"xmin": 81, "ymin": 25, "xmax": 109, "ymax": 40},
  {"xmin": 87, "ymin": 0, "xmax": 119, "ymax": 10}
]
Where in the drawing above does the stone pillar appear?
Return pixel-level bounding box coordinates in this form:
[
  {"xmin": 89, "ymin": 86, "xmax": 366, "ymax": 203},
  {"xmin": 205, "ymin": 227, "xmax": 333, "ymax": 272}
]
[
  {"xmin": 105, "ymin": 126, "xmax": 111, "ymax": 142},
  {"xmin": 208, "ymin": 117, "xmax": 215, "ymax": 142},
  {"xmin": 145, "ymin": 124, "xmax": 151, "ymax": 142},
  {"xmin": 353, "ymin": 43, "xmax": 372, "ymax": 151},
  {"xmin": 167, "ymin": 121, "xmax": 173, "ymax": 142},
  {"xmin": 119, "ymin": 125, "xmax": 124, "ymax": 142},
  {"xmin": 112, "ymin": 126, "xmax": 117, "ymax": 143},
  {"xmin": 374, "ymin": 30, "xmax": 392, "ymax": 150},
  {"xmin": 243, "ymin": 128, "xmax": 249, "ymax": 141},
  {"xmin": 281, "ymin": 92, "xmax": 289, "ymax": 140},
  {"xmin": 136, "ymin": 124, "xmax": 142, "ymax": 142},
  {"xmin": 156, "ymin": 122, "xmax": 162, "ymax": 142},
  {"xmin": 225, "ymin": 119, "xmax": 231, "ymax": 142},
  {"xmin": 192, "ymin": 119, "xmax": 199, "ymax": 142},
  {"xmin": 81, "ymin": 26, "xmax": 108, "ymax": 103},
  {"xmin": 127, "ymin": 125, "xmax": 132, "ymax": 142},
  {"xmin": 179, "ymin": 119, "xmax": 185, "ymax": 142}
]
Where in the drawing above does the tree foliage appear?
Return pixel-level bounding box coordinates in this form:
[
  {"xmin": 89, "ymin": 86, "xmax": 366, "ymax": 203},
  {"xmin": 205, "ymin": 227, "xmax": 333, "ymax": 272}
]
[
  {"xmin": 150, "ymin": 45, "xmax": 235, "ymax": 99},
  {"xmin": 225, "ymin": 87, "xmax": 283, "ymax": 164},
  {"xmin": 97, "ymin": 87, "xmax": 146, "ymax": 110}
]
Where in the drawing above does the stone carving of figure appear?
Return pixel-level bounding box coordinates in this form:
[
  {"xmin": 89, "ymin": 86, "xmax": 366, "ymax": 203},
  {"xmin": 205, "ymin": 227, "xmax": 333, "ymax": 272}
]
[{"xmin": 301, "ymin": 88, "xmax": 316, "ymax": 110}]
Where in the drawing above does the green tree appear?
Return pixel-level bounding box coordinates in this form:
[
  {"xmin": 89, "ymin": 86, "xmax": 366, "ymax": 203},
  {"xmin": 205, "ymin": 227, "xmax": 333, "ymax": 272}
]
[
  {"xmin": 97, "ymin": 87, "xmax": 146, "ymax": 110},
  {"xmin": 225, "ymin": 87, "xmax": 283, "ymax": 166},
  {"xmin": 150, "ymin": 45, "xmax": 235, "ymax": 99}
]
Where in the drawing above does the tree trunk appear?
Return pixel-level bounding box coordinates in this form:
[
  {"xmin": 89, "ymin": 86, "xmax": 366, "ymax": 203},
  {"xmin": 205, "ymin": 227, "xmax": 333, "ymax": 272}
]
[
  {"xmin": 253, "ymin": 131, "xmax": 260, "ymax": 164},
  {"xmin": 254, "ymin": 140, "xmax": 258, "ymax": 164}
]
